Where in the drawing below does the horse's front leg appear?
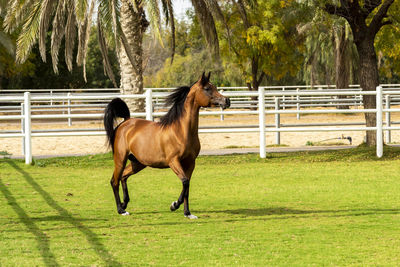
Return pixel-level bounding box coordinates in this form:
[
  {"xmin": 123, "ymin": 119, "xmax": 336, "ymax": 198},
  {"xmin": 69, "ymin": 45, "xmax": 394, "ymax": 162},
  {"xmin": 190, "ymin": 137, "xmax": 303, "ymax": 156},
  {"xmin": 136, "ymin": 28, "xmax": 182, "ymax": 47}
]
[{"xmin": 169, "ymin": 159, "xmax": 197, "ymax": 219}]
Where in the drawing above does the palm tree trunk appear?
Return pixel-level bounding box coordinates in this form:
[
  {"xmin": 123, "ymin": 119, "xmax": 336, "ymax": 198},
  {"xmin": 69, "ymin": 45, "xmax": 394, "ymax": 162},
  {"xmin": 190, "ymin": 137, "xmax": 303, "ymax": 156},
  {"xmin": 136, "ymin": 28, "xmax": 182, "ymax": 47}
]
[{"xmin": 119, "ymin": 0, "xmax": 148, "ymax": 112}]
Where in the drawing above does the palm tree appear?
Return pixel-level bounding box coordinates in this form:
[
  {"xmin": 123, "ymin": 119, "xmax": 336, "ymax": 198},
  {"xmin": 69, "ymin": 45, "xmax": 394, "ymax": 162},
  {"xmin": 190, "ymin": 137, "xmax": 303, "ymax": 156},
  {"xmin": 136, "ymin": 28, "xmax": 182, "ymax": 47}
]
[
  {"xmin": 4, "ymin": 0, "xmax": 171, "ymax": 110},
  {"xmin": 0, "ymin": 1, "xmax": 14, "ymax": 56},
  {"xmin": 4, "ymin": 0, "xmax": 221, "ymax": 111},
  {"xmin": 0, "ymin": 1, "xmax": 15, "ymax": 86}
]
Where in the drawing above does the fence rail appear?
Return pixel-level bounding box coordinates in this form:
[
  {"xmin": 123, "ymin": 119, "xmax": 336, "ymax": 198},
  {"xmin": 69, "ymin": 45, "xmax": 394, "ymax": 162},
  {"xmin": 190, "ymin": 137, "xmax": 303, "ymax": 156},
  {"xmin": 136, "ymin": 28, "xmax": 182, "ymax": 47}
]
[
  {"xmin": 1, "ymin": 86, "xmax": 400, "ymax": 164},
  {"xmin": 2, "ymin": 84, "xmax": 400, "ymax": 115}
]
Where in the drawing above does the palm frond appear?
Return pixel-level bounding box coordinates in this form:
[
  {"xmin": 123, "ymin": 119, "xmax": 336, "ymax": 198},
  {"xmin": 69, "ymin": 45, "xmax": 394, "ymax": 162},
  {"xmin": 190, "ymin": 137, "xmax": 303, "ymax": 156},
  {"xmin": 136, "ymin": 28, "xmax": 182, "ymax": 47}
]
[
  {"xmin": 15, "ymin": 1, "xmax": 42, "ymax": 64},
  {"xmin": 39, "ymin": 0, "xmax": 57, "ymax": 62},
  {"xmin": 147, "ymin": 0, "xmax": 163, "ymax": 47},
  {"xmin": 65, "ymin": 2, "xmax": 77, "ymax": 72},
  {"xmin": 162, "ymin": 0, "xmax": 175, "ymax": 63},
  {"xmin": 76, "ymin": 0, "xmax": 94, "ymax": 81},
  {"xmin": 74, "ymin": 0, "xmax": 87, "ymax": 22},
  {"xmin": 97, "ymin": 0, "xmax": 125, "ymax": 86},
  {"xmin": 4, "ymin": 0, "xmax": 34, "ymax": 32},
  {"xmin": 97, "ymin": 0, "xmax": 115, "ymax": 43},
  {"xmin": 128, "ymin": 0, "xmax": 139, "ymax": 12},
  {"xmin": 77, "ymin": 0, "xmax": 91, "ymax": 65},
  {"xmin": 110, "ymin": 0, "xmax": 121, "ymax": 57},
  {"xmin": 191, "ymin": 0, "xmax": 220, "ymax": 58},
  {"xmin": 97, "ymin": 14, "xmax": 118, "ymax": 87},
  {"xmin": 50, "ymin": 0, "xmax": 67, "ymax": 73}
]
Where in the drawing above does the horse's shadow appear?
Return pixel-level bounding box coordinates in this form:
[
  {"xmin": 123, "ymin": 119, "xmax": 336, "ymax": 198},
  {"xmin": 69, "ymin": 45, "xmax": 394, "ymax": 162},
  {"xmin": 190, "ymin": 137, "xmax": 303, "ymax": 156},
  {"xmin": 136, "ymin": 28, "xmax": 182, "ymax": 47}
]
[
  {"xmin": 141, "ymin": 206, "xmax": 400, "ymax": 227},
  {"xmin": 200, "ymin": 207, "xmax": 400, "ymax": 218}
]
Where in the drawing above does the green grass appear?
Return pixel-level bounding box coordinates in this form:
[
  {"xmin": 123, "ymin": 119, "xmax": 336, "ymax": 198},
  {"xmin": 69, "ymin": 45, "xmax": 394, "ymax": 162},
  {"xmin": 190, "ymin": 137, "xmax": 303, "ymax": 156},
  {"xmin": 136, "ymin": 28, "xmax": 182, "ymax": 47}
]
[{"xmin": 2, "ymin": 146, "xmax": 400, "ymax": 266}]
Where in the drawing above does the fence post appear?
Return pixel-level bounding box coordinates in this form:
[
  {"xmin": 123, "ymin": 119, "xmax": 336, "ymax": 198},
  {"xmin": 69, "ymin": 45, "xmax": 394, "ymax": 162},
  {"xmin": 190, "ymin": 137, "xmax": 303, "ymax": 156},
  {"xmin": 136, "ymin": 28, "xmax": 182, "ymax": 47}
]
[
  {"xmin": 21, "ymin": 103, "xmax": 25, "ymax": 155},
  {"xmin": 145, "ymin": 89, "xmax": 153, "ymax": 121},
  {"xmin": 24, "ymin": 92, "xmax": 32, "ymax": 164},
  {"xmin": 296, "ymin": 88, "xmax": 300, "ymax": 120},
  {"xmin": 67, "ymin": 92, "xmax": 72, "ymax": 126},
  {"xmin": 376, "ymin": 86, "xmax": 383, "ymax": 158},
  {"xmin": 385, "ymin": 94, "xmax": 391, "ymax": 144},
  {"xmin": 219, "ymin": 89, "xmax": 224, "ymax": 121},
  {"xmin": 274, "ymin": 97, "xmax": 280, "ymax": 145},
  {"xmin": 259, "ymin": 87, "xmax": 266, "ymax": 158}
]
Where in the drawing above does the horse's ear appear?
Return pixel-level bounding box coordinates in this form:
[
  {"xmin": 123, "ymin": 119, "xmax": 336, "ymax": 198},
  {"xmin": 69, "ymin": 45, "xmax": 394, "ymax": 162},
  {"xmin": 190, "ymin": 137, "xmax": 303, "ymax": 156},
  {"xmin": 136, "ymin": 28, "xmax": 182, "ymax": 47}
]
[
  {"xmin": 200, "ymin": 71, "xmax": 208, "ymax": 86},
  {"xmin": 207, "ymin": 72, "xmax": 211, "ymax": 80}
]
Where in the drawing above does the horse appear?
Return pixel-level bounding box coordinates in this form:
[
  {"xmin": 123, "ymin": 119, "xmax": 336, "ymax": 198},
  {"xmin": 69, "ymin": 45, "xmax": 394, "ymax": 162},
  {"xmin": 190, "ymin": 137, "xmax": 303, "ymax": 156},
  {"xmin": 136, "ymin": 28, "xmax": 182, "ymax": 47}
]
[{"xmin": 103, "ymin": 72, "xmax": 230, "ymax": 219}]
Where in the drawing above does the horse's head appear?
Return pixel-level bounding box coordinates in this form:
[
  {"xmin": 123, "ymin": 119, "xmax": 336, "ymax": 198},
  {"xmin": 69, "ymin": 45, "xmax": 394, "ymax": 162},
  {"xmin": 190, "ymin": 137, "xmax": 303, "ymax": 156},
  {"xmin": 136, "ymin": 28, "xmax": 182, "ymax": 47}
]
[{"xmin": 193, "ymin": 72, "xmax": 230, "ymax": 109}]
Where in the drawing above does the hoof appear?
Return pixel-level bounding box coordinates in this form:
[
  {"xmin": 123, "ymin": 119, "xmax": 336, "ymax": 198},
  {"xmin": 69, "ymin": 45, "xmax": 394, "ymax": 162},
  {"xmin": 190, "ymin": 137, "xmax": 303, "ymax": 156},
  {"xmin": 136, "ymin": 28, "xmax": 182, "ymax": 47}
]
[
  {"xmin": 170, "ymin": 201, "xmax": 179, "ymax": 211},
  {"xmin": 185, "ymin": 214, "xmax": 198, "ymax": 219},
  {"xmin": 120, "ymin": 211, "xmax": 130, "ymax": 216}
]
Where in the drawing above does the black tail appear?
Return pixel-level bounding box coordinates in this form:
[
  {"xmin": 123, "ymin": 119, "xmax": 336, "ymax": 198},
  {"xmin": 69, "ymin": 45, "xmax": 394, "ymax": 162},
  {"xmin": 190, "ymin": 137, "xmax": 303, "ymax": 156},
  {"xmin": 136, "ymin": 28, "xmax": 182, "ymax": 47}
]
[{"xmin": 104, "ymin": 98, "xmax": 130, "ymax": 151}]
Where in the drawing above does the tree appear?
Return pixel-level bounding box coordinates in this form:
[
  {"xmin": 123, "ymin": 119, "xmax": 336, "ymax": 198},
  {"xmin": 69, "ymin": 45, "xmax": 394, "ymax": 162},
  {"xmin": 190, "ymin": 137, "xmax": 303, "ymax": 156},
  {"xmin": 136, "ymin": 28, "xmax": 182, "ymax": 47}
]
[
  {"xmin": 4, "ymin": 0, "xmax": 179, "ymax": 110},
  {"xmin": 375, "ymin": 3, "xmax": 400, "ymax": 84},
  {"xmin": 142, "ymin": 11, "xmax": 242, "ymax": 88},
  {"xmin": 217, "ymin": 0, "xmax": 307, "ymax": 91},
  {"xmin": 325, "ymin": 0, "xmax": 397, "ymax": 145},
  {"xmin": 300, "ymin": 9, "xmax": 336, "ymax": 88},
  {"xmin": 9, "ymin": 27, "xmax": 119, "ymax": 90},
  {"xmin": 0, "ymin": 4, "xmax": 36, "ymax": 89},
  {"xmin": 5, "ymin": 0, "xmax": 221, "ymax": 111}
]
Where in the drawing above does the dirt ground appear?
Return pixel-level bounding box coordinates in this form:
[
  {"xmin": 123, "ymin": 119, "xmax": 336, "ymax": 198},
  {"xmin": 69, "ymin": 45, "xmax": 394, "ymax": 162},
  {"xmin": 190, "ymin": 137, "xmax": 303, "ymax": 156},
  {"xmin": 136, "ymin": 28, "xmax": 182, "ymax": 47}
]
[{"xmin": 1, "ymin": 111, "xmax": 399, "ymax": 157}]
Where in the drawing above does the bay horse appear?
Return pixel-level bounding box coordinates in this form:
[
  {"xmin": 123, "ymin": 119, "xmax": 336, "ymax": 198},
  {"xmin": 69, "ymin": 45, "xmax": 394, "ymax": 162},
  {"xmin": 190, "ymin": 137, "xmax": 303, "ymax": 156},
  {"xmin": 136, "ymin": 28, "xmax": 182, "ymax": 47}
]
[{"xmin": 104, "ymin": 72, "xmax": 230, "ymax": 219}]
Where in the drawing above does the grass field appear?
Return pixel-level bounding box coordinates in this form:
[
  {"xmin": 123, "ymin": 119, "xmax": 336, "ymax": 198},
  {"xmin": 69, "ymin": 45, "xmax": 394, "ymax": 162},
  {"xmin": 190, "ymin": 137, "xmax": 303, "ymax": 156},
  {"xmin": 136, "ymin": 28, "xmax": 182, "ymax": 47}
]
[{"xmin": 2, "ymin": 147, "xmax": 400, "ymax": 266}]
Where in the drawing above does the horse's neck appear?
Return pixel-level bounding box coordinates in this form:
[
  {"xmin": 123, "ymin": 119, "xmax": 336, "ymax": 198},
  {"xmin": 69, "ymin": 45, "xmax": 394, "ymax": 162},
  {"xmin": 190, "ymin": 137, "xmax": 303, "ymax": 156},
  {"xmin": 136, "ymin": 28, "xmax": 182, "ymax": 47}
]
[{"xmin": 180, "ymin": 96, "xmax": 200, "ymax": 137}]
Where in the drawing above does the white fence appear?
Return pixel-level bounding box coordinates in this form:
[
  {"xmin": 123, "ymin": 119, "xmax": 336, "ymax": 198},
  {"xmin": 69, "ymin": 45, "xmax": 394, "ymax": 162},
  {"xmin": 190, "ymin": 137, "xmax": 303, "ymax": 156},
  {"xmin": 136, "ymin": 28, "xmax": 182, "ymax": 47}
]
[
  {"xmin": 2, "ymin": 84, "xmax": 400, "ymax": 114},
  {"xmin": 0, "ymin": 86, "xmax": 399, "ymax": 164}
]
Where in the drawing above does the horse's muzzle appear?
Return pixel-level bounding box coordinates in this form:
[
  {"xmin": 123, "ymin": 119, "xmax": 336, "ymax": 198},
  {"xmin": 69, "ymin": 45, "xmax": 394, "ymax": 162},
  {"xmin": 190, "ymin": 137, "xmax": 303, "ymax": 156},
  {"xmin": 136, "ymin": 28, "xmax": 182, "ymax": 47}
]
[
  {"xmin": 213, "ymin": 97, "xmax": 230, "ymax": 109},
  {"xmin": 221, "ymin": 98, "xmax": 230, "ymax": 109}
]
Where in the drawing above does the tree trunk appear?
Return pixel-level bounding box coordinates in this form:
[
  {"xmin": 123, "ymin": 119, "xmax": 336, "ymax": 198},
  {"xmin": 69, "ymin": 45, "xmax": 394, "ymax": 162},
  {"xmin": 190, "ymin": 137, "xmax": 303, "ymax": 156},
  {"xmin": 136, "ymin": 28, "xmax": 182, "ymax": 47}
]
[
  {"xmin": 335, "ymin": 26, "xmax": 350, "ymax": 109},
  {"xmin": 324, "ymin": 0, "xmax": 395, "ymax": 146},
  {"xmin": 249, "ymin": 56, "xmax": 263, "ymax": 110},
  {"xmin": 357, "ymin": 39, "xmax": 379, "ymax": 146},
  {"xmin": 119, "ymin": 0, "xmax": 148, "ymax": 112}
]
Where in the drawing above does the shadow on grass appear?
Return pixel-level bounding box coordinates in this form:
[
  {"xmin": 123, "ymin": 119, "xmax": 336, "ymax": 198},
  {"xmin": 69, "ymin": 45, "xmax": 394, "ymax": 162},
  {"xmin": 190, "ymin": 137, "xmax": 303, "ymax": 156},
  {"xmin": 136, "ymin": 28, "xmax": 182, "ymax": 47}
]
[
  {"xmin": 140, "ymin": 207, "xmax": 400, "ymax": 226},
  {"xmin": 0, "ymin": 178, "xmax": 59, "ymax": 266},
  {"xmin": 2, "ymin": 161, "xmax": 122, "ymax": 267},
  {"xmin": 202, "ymin": 207, "xmax": 400, "ymax": 217}
]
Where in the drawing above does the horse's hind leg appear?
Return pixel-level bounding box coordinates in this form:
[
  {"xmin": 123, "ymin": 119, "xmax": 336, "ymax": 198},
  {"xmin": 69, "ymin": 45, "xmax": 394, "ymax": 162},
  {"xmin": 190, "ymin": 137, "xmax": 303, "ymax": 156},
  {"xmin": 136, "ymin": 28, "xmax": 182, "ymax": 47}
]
[
  {"xmin": 110, "ymin": 152, "xmax": 129, "ymax": 215},
  {"xmin": 120, "ymin": 155, "xmax": 146, "ymax": 210}
]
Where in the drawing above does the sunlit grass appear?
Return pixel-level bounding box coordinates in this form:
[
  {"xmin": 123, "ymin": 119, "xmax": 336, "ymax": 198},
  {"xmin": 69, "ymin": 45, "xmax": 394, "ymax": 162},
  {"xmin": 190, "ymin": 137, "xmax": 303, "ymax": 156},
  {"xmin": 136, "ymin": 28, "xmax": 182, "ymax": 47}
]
[{"xmin": 1, "ymin": 147, "xmax": 400, "ymax": 266}]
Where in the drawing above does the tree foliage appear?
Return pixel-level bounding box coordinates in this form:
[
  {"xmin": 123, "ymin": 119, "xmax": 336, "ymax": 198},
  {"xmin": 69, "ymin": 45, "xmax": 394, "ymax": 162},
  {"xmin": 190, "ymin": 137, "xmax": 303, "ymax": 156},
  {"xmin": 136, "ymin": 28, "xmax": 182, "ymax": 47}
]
[
  {"xmin": 375, "ymin": 0, "xmax": 400, "ymax": 82},
  {"xmin": 143, "ymin": 10, "xmax": 242, "ymax": 87},
  {"xmin": 2, "ymin": 0, "xmax": 400, "ymax": 91},
  {"xmin": 217, "ymin": 0, "xmax": 308, "ymax": 90}
]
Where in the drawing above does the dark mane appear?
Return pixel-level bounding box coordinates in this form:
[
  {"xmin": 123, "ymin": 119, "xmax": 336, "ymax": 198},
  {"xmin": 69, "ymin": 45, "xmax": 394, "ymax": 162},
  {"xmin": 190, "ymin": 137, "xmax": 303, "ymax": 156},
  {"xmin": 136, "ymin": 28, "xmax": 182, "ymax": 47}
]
[{"xmin": 159, "ymin": 85, "xmax": 191, "ymax": 127}]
